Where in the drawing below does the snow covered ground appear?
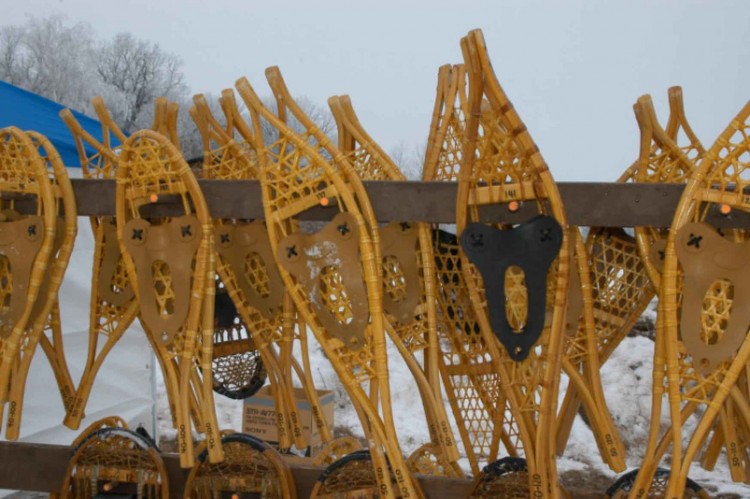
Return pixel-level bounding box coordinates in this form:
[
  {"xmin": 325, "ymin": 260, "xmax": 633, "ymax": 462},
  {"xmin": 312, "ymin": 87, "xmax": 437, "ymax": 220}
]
[{"xmin": 157, "ymin": 301, "xmax": 750, "ymax": 496}]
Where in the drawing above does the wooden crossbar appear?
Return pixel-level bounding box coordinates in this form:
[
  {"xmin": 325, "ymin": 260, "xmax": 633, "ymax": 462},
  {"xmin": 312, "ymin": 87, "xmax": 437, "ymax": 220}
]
[{"xmin": 65, "ymin": 179, "xmax": 750, "ymax": 227}]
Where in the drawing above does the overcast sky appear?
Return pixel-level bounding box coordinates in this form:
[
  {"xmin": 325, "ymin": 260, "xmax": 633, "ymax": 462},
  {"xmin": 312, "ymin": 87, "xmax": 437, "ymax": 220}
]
[{"xmin": 4, "ymin": 0, "xmax": 750, "ymax": 181}]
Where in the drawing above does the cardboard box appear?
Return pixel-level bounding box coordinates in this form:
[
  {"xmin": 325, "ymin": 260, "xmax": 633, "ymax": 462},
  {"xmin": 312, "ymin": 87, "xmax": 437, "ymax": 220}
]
[{"xmin": 243, "ymin": 385, "xmax": 335, "ymax": 457}]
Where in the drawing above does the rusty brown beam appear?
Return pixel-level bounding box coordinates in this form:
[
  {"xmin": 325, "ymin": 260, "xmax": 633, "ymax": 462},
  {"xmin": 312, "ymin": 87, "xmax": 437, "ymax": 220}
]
[{"xmin": 69, "ymin": 179, "xmax": 745, "ymax": 228}]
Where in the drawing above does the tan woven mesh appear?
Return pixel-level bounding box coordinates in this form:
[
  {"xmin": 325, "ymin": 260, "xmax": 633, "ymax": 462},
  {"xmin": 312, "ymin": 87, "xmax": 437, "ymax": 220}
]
[
  {"xmin": 468, "ymin": 457, "xmax": 534, "ymax": 499},
  {"xmin": 606, "ymin": 469, "xmax": 709, "ymax": 499},
  {"xmin": 311, "ymin": 451, "xmax": 400, "ymax": 498},
  {"xmin": 433, "ymin": 231, "xmax": 521, "ymax": 468},
  {"xmin": 587, "ymin": 229, "xmax": 653, "ymax": 361}
]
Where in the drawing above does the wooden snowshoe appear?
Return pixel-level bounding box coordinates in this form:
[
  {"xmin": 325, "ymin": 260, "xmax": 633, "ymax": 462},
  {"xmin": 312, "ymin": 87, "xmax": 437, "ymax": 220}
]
[
  {"xmin": 626, "ymin": 94, "xmax": 750, "ymax": 496},
  {"xmin": 327, "ymin": 93, "xmax": 462, "ymax": 477},
  {"xmin": 58, "ymin": 418, "xmax": 169, "ymax": 498},
  {"xmin": 234, "ymin": 72, "xmax": 422, "ymax": 498},
  {"xmin": 2, "ymin": 129, "xmax": 78, "ymax": 440},
  {"xmin": 191, "ymin": 91, "xmax": 360, "ymax": 460},
  {"xmin": 184, "ymin": 432, "xmax": 296, "ymax": 498},
  {"xmin": 115, "ymin": 128, "xmax": 223, "ymax": 467},
  {"xmin": 556, "ymin": 87, "xmax": 701, "ymax": 460},
  {"xmin": 456, "ymin": 29, "xmax": 575, "ymax": 497},
  {"xmin": 423, "ymin": 63, "xmax": 523, "ymax": 475},
  {"xmin": 0, "ymin": 127, "xmax": 60, "ymax": 437}
]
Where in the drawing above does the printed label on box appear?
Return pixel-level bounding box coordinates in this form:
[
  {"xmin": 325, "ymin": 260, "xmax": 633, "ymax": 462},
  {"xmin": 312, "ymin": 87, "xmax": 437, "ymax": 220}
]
[{"xmin": 242, "ymin": 386, "xmax": 335, "ymax": 457}]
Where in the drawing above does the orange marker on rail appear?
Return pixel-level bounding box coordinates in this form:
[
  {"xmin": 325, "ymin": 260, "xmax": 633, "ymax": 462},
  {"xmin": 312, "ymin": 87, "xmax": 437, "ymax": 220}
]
[
  {"xmin": 720, "ymin": 203, "xmax": 731, "ymax": 215},
  {"xmin": 319, "ymin": 196, "xmax": 329, "ymax": 206},
  {"xmin": 508, "ymin": 200, "xmax": 520, "ymax": 212},
  {"xmin": 149, "ymin": 193, "xmax": 158, "ymax": 203}
]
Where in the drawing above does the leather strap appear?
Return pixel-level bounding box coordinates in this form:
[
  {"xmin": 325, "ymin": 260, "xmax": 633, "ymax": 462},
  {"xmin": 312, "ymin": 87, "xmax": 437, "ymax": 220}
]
[
  {"xmin": 460, "ymin": 216, "xmax": 563, "ymax": 361},
  {"xmin": 122, "ymin": 215, "xmax": 201, "ymax": 344},
  {"xmin": 277, "ymin": 213, "xmax": 368, "ymax": 350},
  {"xmin": 676, "ymin": 222, "xmax": 750, "ymax": 374},
  {"xmin": 215, "ymin": 221, "xmax": 284, "ymax": 319}
]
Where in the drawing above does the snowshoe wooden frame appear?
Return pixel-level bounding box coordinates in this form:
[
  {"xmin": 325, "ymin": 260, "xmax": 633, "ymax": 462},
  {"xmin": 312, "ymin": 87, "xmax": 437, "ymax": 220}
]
[
  {"xmin": 455, "ymin": 29, "xmax": 572, "ymax": 497},
  {"xmin": 327, "ymin": 93, "xmax": 462, "ymax": 477},
  {"xmin": 115, "ymin": 129, "xmax": 223, "ymax": 468},
  {"xmin": 191, "ymin": 93, "xmax": 359, "ymax": 460},
  {"xmin": 59, "ymin": 100, "xmax": 202, "ymax": 432},
  {"xmin": 634, "ymin": 87, "xmax": 704, "ymax": 292},
  {"xmin": 554, "ymin": 88, "xmax": 697, "ymax": 452},
  {"xmin": 423, "ymin": 63, "xmax": 522, "ymax": 475},
  {"xmin": 58, "ymin": 419, "xmax": 169, "ymax": 498},
  {"xmin": 191, "ymin": 94, "xmax": 307, "ymax": 450},
  {"xmin": 152, "ymin": 96, "xmax": 181, "ymax": 149},
  {"xmin": 219, "ymin": 89, "xmax": 363, "ymax": 465},
  {"xmin": 554, "ymin": 177, "xmax": 655, "ymax": 457},
  {"xmin": 268, "ymin": 66, "xmax": 460, "ymax": 476},
  {"xmin": 2, "ymin": 130, "xmax": 78, "ymax": 440},
  {"xmin": 235, "ymin": 73, "xmax": 422, "ymax": 498},
  {"xmin": 627, "ymin": 95, "xmax": 750, "ymax": 497},
  {"xmin": 183, "ymin": 432, "xmax": 296, "ymax": 498},
  {"xmin": 0, "ymin": 127, "xmax": 58, "ymax": 436}
]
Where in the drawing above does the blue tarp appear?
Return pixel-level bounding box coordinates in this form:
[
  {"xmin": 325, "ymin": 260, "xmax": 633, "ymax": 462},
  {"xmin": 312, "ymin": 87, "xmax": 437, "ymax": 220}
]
[{"xmin": 0, "ymin": 80, "xmax": 119, "ymax": 167}]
